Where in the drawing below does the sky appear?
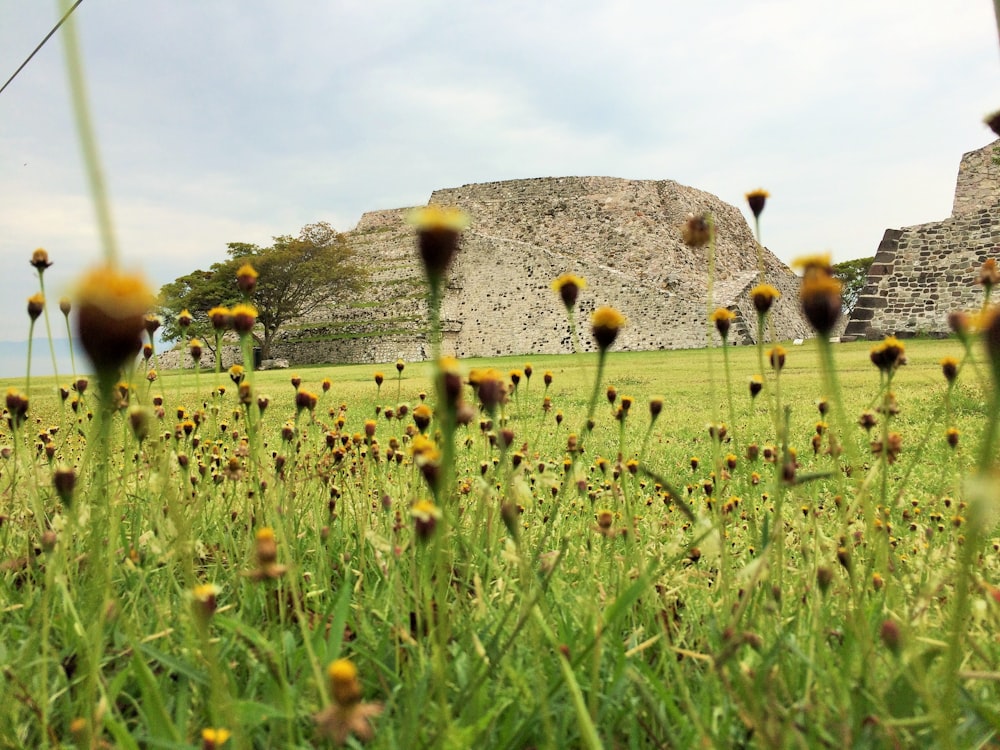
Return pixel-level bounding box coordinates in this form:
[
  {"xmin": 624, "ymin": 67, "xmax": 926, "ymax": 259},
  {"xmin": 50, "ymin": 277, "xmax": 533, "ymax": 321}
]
[{"xmin": 0, "ymin": 1, "xmax": 998, "ymax": 375}]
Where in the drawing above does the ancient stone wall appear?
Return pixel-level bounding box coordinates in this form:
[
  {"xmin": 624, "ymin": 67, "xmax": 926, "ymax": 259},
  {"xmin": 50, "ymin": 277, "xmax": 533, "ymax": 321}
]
[
  {"xmin": 846, "ymin": 141, "xmax": 1000, "ymax": 340},
  {"xmin": 953, "ymin": 141, "xmax": 1000, "ymax": 216},
  {"xmin": 164, "ymin": 177, "xmax": 810, "ymax": 368}
]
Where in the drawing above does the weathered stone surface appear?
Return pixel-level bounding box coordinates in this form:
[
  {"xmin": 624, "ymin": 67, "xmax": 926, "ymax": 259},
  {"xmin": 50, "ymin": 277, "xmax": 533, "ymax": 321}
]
[
  {"xmin": 163, "ymin": 177, "xmax": 810, "ymax": 368},
  {"xmin": 845, "ymin": 141, "xmax": 1000, "ymax": 340}
]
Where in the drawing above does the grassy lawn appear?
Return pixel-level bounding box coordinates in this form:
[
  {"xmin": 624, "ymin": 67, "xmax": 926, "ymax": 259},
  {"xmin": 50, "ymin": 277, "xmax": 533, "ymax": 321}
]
[{"xmin": 2, "ymin": 331, "xmax": 998, "ymax": 749}]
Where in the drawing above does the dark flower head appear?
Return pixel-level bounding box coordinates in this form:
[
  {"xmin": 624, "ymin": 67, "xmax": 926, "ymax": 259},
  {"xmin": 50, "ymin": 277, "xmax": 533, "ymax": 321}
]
[
  {"xmin": 27, "ymin": 293, "xmax": 44, "ymax": 321},
  {"xmin": 799, "ymin": 272, "xmax": 842, "ymax": 335},
  {"xmin": 709, "ymin": 307, "xmax": 735, "ymax": 340},
  {"xmin": 30, "ymin": 248, "xmax": 52, "ymax": 272},
  {"xmin": 745, "ymin": 189, "xmax": 769, "ymax": 219},
  {"xmin": 979, "ymin": 258, "xmax": 1000, "ymax": 292},
  {"xmin": 591, "ymin": 306, "xmax": 626, "ymax": 351},
  {"xmin": 208, "ymin": 306, "xmax": 231, "ymax": 332},
  {"xmin": 74, "ymin": 266, "xmax": 155, "ymax": 378},
  {"xmin": 236, "ymin": 263, "xmax": 258, "ymax": 294},
  {"xmin": 230, "ymin": 304, "xmax": 257, "ymax": 336},
  {"xmin": 409, "ymin": 205, "xmax": 469, "ymax": 284},
  {"xmin": 750, "ymin": 284, "xmax": 780, "ymax": 315},
  {"xmin": 870, "ymin": 336, "xmax": 906, "ymax": 374},
  {"xmin": 551, "ymin": 273, "xmax": 586, "ymax": 309},
  {"xmin": 681, "ymin": 213, "xmax": 711, "ymax": 248}
]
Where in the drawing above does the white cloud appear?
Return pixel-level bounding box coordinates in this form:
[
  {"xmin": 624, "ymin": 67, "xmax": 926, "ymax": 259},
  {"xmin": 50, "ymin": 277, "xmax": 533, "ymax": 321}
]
[{"xmin": 0, "ymin": 0, "xmax": 997, "ymax": 348}]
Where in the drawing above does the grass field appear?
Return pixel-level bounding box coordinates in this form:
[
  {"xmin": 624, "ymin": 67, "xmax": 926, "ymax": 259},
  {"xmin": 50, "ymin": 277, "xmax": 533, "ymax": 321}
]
[{"xmin": 2, "ymin": 328, "xmax": 999, "ymax": 749}]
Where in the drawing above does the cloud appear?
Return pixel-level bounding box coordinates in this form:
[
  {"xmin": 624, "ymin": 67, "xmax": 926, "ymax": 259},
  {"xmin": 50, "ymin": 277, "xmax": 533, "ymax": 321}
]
[{"xmin": 0, "ymin": 0, "xmax": 997, "ymax": 347}]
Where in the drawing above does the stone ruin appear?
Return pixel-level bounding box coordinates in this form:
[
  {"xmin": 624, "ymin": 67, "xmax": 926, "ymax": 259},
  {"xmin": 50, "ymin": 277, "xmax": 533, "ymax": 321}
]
[
  {"xmin": 163, "ymin": 177, "xmax": 810, "ymax": 368},
  {"xmin": 845, "ymin": 140, "xmax": 1000, "ymax": 340}
]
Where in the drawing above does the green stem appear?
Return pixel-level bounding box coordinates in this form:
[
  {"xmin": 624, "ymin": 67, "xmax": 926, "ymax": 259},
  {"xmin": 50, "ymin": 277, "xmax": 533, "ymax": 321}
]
[{"xmin": 59, "ymin": 0, "xmax": 119, "ymax": 265}]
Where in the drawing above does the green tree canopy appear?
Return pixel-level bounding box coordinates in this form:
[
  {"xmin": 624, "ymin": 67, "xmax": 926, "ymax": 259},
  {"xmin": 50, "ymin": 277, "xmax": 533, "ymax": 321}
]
[
  {"xmin": 159, "ymin": 222, "xmax": 365, "ymax": 360},
  {"xmin": 832, "ymin": 256, "xmax": 874, "ymax": 317}
]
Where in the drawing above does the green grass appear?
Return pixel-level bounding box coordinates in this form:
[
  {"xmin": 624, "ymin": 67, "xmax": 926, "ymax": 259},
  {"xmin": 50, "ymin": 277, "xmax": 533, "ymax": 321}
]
[{"xmin": 2, "ymin": 334, "xmax": 999, "ymax": 749}]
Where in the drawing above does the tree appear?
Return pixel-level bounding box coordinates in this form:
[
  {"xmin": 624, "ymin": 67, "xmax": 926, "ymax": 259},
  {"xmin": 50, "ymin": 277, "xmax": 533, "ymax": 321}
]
[
  {"xmin": 832, "ymin": 256, "xmax": 874, "ymax": 317},
  {"xmin": 159, "ymin": 222, "xmax": 366, "ymax": 360}
]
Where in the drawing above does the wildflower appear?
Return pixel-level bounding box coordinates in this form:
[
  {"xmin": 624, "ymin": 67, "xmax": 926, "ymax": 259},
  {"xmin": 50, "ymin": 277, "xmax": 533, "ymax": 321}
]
[
  {"xmin": 53, "ymin": 465, "xmax": 76, "ymax": 506},
  {"xmin": 745, "ymin": 189, "xmax": 769, "ymax": 219},
  {"xmin": 129, "ymin": 406, "xmax": 150, "ymax": 441},
  {"xmin": 74, "ymin": 266, "xmax": 155, "ymax": 377},
  {"xmin": 509, "ymin": 369, "xmax": 523, "ymax": 387},
  {"xmin": 413, "ymin": 403, "xmax": 433, "ymax": 432},
  {"xmin": 296, "ymin": 388, "xmax": 318, "ymax": 413},
  {"xmin": 596, "ymin": 509, "xmax": 615, "ymax": 534},
  {"xmin": 879, "ymin": 619, "xmax": 902, "ymax": 656},
  {"xmin": 543, "ymin": 370, "xmax": 553, "ymax": 387},
  {"xmin": 236, "ymin": 263, "xmax": 258, "ymax": 294},
  {"xmin": 201, "ymin": 728, "xmax": 232, "ymax": 749},
  {"xmin": 315, "ymin": 659, "xmax": 383, "ymax": 744},
  {"xmin": 606, "ymin": 385, "xmax": 617, "ymax": 404},
  {"xmin": 858, "ymin": 410, "xmax": 878, "ymax": 432},
  {"xmin": 143, "ymin": 343, "xmax": 154, "ymax": 361},
  {"xmin": 591, "ymin": 306, "xmax": 626, "ymax": 351},
  {"xmin": 948, "ymin": 310, "xmax": 972, "ymax": 344},
  {"xmin": 411, "ymin": 499, "xmax": 442, "ymax": 540},
  {"xmin": 816, "ymin": 566, "xmax": 833, "ymax": 594},
  {"xmin": 146, "ymin": 369, "xmax": 157, "ymax": 383},
  {"xmin": 192, "ymin": 583, "xmax": 221, "ymax": 620},
  {"xmin": 249, "ymin": 527, "xmax": 287, "ymax": 580},
  {"xmin": 940, "ymin": 356, "xmax": 959, "ymax": 383},
  {"xmin": 6, "ymin": 388, "xmax": 28, "ymax": 428},
  {"xmin": 59, "ymin": 297, "xmax": 71, "ymax": 316},
  {"xmin": 523, "ymin": 363, "xmax": 533, "ymax": 380},
  {"xmin": 30, "ymin": 248, "xmax": 52, "ymax": 271},
  {"xmin": 649, "ymin": 396, "xmax": 663, "ymax": 420},
  {"xmin": 322, "ymin": 377, "xmax": 332, "ymax": 392},
  {"xmin": 208, "ymin": 306, "xmax": 231, "ymax": 331},
  {"xmin": 767, "ymin": 346, "xmax": 786, "ymax": 372},
  {"xmin": 177, "ymin": 308, "xmax": 193, "ymax": 329},
  {"xmin": 374, "ymin": 372, "xmax": 384, "ymax": 387},
  {"xmin": 749, "ymin": 375, "xmax": 763, "ymax": 398},
  {"xmin": 709, "ymin": 307, "xmax": 735, "ymax": 340},
  {"xmin": 750, "ymin": 284, "xmax": 780, "ymax": 315},
  {"xmin": 229, "ymin": 365, "xmax": 245, "ymax": 385},
  {"xmin": 799, "ymin": 271, "xmax": 842, "ymax": 336},
  {"xmin": 230, "ymin": 304, "xmax": 257, "ymax": 335},
  {"xmin": 870, "ymin": 336, "xmax": 906, "ymax": 373},
  {"xmin": 396, "ymin": 359, "xmax": 405, "ymax": 374},
  {"xmin": 144, "ymin": 314, "xmax": 161, "ymax": 338},
  {"xmin": 946, "ymin": 427, "xmax": 960, "ymax": 449},
  {"xmin": 551, "ymin": 273, "xmax": 586, "ymax": 309},
  {"xmin": 438, "ymin": 356, "xmax": 463, "ymax": 406},
  {"xmin": 979, "ymin": 258, "xmax": 1000, "ymax": 293},
  {"xmin": 476, "ymin": 369, "xmax": 506, "ymax": 413},
  {"xmin": 871, "ymin": 431, "xmax": 903, "ymax": 464},
  {"xmin": 983, "ymin": 305, "xmax": 1000, "ymax": 377},
  {"xmin": 189, "ymin": 338, "xmax": 203, "ymax": 362},
  {"xmin": 410, "ymin": 435, "xmax": 441, "ymax": 490},
  {"xmin": 409, "ymin": 204, "xmax": 469, "ymax": 285},
  {"xmin": 792, "ymin": 252, "xmax": 833, "ymax": 277},
  {"xmin": 986, "ymin": 110, "xmax": 1000, "ymax": 138},
  {"xmin": 681, "ymin": 213, "xmax": 711, "ymax": 248},
  {"xmin": 27, "ymin": 293, "xmax": 45, "ymax": 321}
]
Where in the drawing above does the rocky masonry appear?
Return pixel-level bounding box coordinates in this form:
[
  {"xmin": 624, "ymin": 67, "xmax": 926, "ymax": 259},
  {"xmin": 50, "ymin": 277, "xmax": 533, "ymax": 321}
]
[
  {"xmin": 845, "ymin": 140, "xmax": 1000, "ymax": 340},
  {"xmin": 164, "ymin": 177, "xmax": 810, "ymax": 368}
]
